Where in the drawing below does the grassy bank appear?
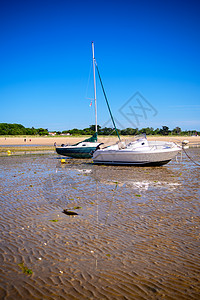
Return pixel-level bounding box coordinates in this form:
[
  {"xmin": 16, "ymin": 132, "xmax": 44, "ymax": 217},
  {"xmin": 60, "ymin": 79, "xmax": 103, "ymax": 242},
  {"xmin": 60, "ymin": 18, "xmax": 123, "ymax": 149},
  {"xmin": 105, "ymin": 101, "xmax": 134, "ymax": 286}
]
[{"xmin": 0, "ymin": 145, "xmax": 55, "ymax": 154}]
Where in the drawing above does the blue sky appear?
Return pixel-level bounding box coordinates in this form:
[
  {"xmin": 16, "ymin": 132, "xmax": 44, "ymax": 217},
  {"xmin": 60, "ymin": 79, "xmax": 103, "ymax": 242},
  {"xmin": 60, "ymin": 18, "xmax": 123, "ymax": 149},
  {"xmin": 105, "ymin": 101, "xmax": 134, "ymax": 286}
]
[{"xmin": 0, "ymin": 0, "xmax": 200, "ymax": 131}]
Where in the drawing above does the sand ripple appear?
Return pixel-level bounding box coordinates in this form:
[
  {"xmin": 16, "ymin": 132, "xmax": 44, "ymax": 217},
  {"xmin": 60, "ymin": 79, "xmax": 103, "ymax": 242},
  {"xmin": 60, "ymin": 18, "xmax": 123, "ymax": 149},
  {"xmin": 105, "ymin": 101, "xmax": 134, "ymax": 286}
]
[{"xmin": 0, "ymin": 150, "xmax": 200, "ymax": 299}]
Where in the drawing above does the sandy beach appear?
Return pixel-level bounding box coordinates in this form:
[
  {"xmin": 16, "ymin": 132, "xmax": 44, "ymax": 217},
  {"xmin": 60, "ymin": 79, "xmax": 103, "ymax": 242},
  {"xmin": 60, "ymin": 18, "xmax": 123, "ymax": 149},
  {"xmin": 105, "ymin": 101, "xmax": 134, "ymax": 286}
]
[
  {"xmin": 0, "ymin": 135, "xmax": 199, "ymax": 157},
  {"xmin": 1, "ymin": 135, "xmax": 200, "ymax": 146}
]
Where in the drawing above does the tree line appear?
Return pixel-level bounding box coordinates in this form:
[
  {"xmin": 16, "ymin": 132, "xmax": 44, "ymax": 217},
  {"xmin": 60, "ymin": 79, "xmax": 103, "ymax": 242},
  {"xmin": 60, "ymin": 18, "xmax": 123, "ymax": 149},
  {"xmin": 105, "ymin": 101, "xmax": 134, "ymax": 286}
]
[
  {"xmin": 0, "ymin": 123, "xmax": 48, "ymax": 136},
  {"xmin": 0, "ymin": 123, "xmax": 198, "ymax": 136},
  {"xmin": 64, "ymin": 125, "xmax": 199, "ymax": 136}
]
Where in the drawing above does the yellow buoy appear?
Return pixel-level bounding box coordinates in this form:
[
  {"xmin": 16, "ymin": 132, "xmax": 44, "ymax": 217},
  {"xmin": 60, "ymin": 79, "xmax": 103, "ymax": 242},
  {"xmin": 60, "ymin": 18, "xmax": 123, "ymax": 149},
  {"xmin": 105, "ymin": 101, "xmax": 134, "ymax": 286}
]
[
  {"xmin": 61, "ymin": 159, "xmax": 65, "ymax": 163},
  {"xmin": 7, "ymin": 150, "xmax": 11, "ymax": 156}
]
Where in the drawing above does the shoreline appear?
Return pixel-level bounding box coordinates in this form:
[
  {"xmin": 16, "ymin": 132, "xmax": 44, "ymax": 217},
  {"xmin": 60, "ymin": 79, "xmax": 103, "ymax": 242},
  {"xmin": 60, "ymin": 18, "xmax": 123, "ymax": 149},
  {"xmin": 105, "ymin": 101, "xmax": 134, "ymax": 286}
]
[
  {"xmin": 0, "ymin": 135, "xmax": 200, "ymax": 155},
  {"xmin": 0, "ymin": 135, "xmax": 200, "ymax": 146},
  {"xmin": 1, "ymin": 135, "xmax": 200, "ymax": 145}
]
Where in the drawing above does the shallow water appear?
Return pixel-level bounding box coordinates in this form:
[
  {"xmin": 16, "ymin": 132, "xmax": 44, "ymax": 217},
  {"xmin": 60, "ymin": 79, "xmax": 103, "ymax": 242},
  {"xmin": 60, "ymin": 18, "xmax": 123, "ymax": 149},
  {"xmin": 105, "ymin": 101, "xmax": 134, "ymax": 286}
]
[{"xmin": 0, "ymin": 149, "xmax": 200, "ymax": 299}]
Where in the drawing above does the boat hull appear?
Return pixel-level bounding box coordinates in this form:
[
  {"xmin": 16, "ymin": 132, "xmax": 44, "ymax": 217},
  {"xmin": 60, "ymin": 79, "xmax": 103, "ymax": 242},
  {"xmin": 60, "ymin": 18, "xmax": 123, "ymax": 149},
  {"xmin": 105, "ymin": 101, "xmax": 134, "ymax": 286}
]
[
  {"xmin": 92, "ymin": 148, "xmax": 180, "ymax": 166},
  {"xmin": 93, "ymin": 159, "xmax": 171, "ymax": 166},
  {"xmin": 56, "ymin": 146, "xmax": 97, "ymax": 158}
]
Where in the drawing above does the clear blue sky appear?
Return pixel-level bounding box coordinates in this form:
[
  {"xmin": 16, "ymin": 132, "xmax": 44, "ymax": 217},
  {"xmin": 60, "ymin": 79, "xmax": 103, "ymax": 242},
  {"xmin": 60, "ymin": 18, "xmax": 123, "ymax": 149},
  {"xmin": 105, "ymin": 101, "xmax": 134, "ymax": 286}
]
[{"xmin": 0, "ymin": 0, "xmax": 200, "ymax": 131}]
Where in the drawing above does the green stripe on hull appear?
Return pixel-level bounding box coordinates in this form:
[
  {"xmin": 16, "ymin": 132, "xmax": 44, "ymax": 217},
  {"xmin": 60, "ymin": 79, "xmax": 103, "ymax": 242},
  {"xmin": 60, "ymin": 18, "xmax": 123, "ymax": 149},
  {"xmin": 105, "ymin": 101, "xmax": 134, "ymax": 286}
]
[{"xmin": 56, "ymin": 146, "xmax": 96, "ymax": 158}]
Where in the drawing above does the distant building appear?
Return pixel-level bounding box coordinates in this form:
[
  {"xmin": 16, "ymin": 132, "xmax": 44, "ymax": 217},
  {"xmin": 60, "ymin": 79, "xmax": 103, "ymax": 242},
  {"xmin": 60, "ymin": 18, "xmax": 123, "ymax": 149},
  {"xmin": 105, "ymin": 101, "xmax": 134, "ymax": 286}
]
[
  {"xmin": 61, "ymin": 133, "xmax": 71, "ymax": 136},
  {"xmin": 49, "ymin": 132, "xmax": 71, "ymax": 136}
]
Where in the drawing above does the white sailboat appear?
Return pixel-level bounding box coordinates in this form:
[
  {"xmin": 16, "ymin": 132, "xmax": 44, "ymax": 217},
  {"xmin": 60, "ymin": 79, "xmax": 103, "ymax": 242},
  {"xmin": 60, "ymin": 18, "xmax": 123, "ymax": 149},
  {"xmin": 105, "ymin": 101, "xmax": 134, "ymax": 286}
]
[
  {"xmin": 57, "ymin": 43, "xmax": 182, "ymax": 165},
  {"xmin": 56, "ymin": 42, "xmax": 102, "ymax": 158},
  {"xmin": 91, "ymin": 62, "xmax": 182, "ymax": 166},
  {"xmin": 92, "ymin": 134, "xmax": 182, "ymax": 166}
]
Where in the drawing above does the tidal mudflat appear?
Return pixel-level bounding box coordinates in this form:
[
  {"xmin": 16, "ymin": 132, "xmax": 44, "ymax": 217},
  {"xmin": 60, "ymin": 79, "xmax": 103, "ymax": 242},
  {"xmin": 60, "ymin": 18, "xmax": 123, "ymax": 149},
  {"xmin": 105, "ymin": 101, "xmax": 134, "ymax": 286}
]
[{"xmin": 0, "ymin": 149, "xmax": 199, "ymax": 299}]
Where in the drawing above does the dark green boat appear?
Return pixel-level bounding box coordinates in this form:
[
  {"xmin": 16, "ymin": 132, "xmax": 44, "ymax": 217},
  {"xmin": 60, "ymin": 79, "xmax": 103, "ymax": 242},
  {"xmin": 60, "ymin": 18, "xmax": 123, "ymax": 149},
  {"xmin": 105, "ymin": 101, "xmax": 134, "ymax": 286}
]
[{"xmin": 55, "ymin": 132, "xmax": 102, "ymax": 158}]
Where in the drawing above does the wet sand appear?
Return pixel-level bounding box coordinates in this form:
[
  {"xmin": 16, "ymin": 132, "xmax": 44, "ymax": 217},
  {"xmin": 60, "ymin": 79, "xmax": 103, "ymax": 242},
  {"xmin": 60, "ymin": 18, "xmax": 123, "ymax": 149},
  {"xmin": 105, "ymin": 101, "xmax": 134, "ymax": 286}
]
[{"xmin": 0, "ymin": 149, "xmax": 200, "ymax": 299}]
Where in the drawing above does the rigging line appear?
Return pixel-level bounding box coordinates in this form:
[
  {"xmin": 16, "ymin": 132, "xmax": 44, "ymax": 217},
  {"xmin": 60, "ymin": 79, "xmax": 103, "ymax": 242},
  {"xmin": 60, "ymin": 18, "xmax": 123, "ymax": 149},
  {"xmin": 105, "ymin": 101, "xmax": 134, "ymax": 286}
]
[
  {"xmin": 182, "ymin": 147, "xmax": 200, "ymax": 166},
  {"xmin": 94, "ymin": 60, "xmax": 121, "ymax": 141},
  {"xmin": 108, "ymin": 128, "xmax": 117, "ymax": 136}
]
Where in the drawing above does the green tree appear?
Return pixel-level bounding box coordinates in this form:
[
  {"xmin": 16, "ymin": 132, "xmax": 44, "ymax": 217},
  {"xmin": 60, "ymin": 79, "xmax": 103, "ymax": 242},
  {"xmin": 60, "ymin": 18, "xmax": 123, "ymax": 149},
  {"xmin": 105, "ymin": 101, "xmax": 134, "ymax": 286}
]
[
  {"xmin": 68, "ymin": 128, "xmax": 83, "ymax": 135},
  {"xmin": 159, "ymin": 126, "xmax": 170, "ymax": 135},
  {"xmin": 152, "ymin": 128, "xmax": 160, "ymax": 135},
  {"xmin": 121, "ymin": 128, "xmax": 138, "ymax": 135},
  {"xmin": 0, "ymin": 123, "xmax": 26, "ymax": 135},
  {"xmin": 37, "ymin": 128, "xmax": 49, "ymax": 136},
  {"xmin": 139, "ymin": 127, "xmax": 154, "ymax": 135},
  {"xmin": 100, "ymin": 127, "xmax": 114, "ymax": 135},
  {"xmin": 89, "ymin": 124, "xmax": 101, "ymax": 132},
  {"xmin": 172, "ymin": 127, "xmax": 181, "ymax": 135}
]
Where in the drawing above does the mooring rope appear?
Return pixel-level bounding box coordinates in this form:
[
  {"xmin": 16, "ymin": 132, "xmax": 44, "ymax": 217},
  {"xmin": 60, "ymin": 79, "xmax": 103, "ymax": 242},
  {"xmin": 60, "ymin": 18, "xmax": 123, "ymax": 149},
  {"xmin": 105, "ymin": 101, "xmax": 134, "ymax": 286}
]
[{"xmin": 182, "ymin": 146, "xmax": 200, "ymax": 166}]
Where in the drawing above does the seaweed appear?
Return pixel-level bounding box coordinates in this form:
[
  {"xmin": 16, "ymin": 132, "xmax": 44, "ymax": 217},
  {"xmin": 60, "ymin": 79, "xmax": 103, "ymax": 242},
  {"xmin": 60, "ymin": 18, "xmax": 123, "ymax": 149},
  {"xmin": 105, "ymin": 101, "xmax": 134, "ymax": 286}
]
[{"xmin": 18, "ymin": 263, "xmax": 33, "ymax": 275}]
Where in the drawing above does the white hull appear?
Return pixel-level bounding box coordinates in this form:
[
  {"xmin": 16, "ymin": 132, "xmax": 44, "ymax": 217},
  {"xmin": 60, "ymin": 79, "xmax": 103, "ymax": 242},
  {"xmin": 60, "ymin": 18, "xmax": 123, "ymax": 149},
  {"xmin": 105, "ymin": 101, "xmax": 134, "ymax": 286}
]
[{"xmin": 93, "ymin": 136, "xmax": 181, "ymax": 166}]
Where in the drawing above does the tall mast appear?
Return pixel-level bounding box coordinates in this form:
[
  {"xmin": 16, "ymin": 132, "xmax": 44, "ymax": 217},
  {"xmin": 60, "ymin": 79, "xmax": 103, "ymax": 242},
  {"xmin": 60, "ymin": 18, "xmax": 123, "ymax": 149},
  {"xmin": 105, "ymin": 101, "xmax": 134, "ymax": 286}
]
[
  {"xmin": 95, "ymin": 62, "xmax": 121, "ymax": 141},
  {"xmin": 92, "ymin": 42, "xmax": 97, "ymax": 133}
]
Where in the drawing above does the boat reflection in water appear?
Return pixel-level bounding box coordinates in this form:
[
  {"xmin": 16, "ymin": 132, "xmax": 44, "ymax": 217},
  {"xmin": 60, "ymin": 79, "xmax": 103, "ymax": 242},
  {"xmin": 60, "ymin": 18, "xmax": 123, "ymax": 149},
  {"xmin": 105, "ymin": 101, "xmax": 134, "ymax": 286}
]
[{"xmin": 68, "ymin": 161, "xmax": 181, "ymax": 192}]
